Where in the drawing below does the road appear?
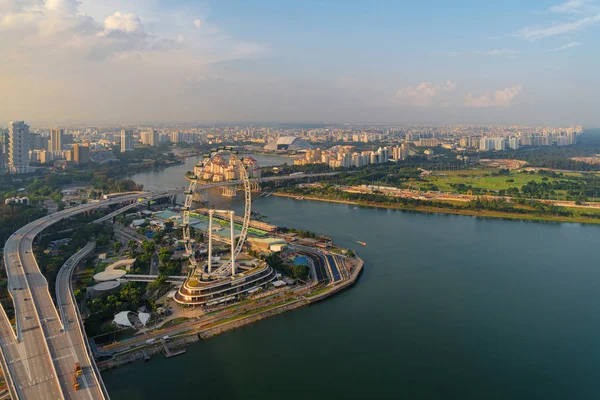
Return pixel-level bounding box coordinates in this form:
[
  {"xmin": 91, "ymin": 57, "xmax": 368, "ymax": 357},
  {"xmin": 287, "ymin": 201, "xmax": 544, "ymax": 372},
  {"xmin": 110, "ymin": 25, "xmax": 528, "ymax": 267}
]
[{"xmin": 0, "ymin": 190, "xmax": 178, "ymax": 399}]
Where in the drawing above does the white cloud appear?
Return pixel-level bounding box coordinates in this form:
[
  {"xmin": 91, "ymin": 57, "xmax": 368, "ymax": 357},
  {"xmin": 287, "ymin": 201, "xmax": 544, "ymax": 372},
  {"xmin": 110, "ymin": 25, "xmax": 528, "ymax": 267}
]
[
  {"xmin": 193, "ymin": 19, "xmax": 202, "ymax": 28},
  {"xmin": 551, "ymin": 41, "xmax": 582, "ymax": 50},
  {"xmin": 518, "ymin": 1, "xmax": 600, "ymax": 40},
  {"xmin": 465, "ymin": 85, "xmax": 523, "ymax": 108},
  {"xmin": 395, "ymin": 80, "xmax": 457, "ymax": 107},
  {"xmin": 481, "ymin": 49, "xmax": 518, "ymax": 56},
  {"xmin": 518, "ymin": 12, "xmax": 600, "ymax": 39},
  {"xmin": 104, "ymin": 11, "xmax": 141, "ymax": 33},
  {"xmin": 549, "ymin": 0, "xmax": 597, "ymax": 14},
  {"xmin": 45, "ymin": 0, "xmax": 80, "ymax": 14}
]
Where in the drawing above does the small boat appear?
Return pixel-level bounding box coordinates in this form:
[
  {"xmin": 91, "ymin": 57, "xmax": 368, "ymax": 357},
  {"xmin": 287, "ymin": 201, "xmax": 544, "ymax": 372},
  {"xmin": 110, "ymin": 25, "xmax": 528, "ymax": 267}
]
[{"xmin": 356, "ymin": 241, "xmax": 367, "ymax": 246}]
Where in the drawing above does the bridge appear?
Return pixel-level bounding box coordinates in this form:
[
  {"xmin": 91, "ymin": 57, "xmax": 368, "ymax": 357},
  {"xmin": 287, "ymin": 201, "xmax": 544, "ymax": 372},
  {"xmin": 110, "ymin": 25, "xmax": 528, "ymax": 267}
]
[
  {"xmin": 187, "ymin": 171, "xmax": 339, "ymax": 190},
  {"xmin": 0, "ymin": 190, "xmax": 178, "ymax": 400},
  {"xmin": 119, "ymin": 275, "xmax": 186, "ymax": 284}
]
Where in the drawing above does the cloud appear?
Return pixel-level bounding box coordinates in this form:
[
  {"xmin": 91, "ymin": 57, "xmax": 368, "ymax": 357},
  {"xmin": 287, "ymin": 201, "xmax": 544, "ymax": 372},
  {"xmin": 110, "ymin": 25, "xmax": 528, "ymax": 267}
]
[
  {"xmin": 193, "ymin": 19, "xmax": 202, "ymax": 28},
  {"xmin": 465, "ymin": 85, "xmax": 523, "ymax": 108},
  {"xmin": 45, "ymin": 0, "xmax": 81, "ymax": 14},
  {"xmin": 481, "ymin": 49, "xmax": 518, "ymax": 56},
  {"xmin": 104, "ymin": 11, "xmax": 141, "ymax": 33},
  {"xmin": 518, "ymin": 12, "xmax": 600, "ymax": 39},
  {"xmin": 551, "ymin": 41, "xmax": 582, "ymax": 50},
  {"xmin": 517, "ymin": 1, "xmax": 600, "ymax": 40},
  {"xmin": 549, "ymin": 0, "xmax": 596, "ymax": 14},
  {"xmin": 395, "ymin": 80, "xmax": 457, "ymax": 107}
]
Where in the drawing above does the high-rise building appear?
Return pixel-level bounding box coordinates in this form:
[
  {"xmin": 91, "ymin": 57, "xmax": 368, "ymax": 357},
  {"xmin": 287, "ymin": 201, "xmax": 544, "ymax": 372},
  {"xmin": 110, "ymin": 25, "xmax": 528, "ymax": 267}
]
[
  {"xmin": 8, "ymin": 121, "xmax": 30, "ymax": 174},
  {"xmin": 73, "ymin": 143, "xmax": 90, "ymax": 164},
  {"xmin": 49, "ymin": 128, "xmax": 63, "ymax": 152},
  {"xmin": 170, "ymin": 131, "xmax": 183, "ymax": 143},
  {"xmin": 121, "ymin": 129, "xmax": 134, "ymax": 152},
  {"xmin": 141, "ymin": 130, "xmax": 159, "ymax": 146}
]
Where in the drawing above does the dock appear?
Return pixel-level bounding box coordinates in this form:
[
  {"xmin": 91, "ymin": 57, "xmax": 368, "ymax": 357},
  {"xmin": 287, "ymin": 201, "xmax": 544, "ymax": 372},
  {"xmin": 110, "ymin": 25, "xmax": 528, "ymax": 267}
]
[{"xmin": 161, "ymin": 340, "xmax": 187, "ymax": 358}]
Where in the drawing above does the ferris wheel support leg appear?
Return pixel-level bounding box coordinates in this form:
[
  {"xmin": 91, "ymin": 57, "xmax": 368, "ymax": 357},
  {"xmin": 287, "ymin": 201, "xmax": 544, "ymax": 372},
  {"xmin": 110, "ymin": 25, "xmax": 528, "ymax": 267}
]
[
  {"xmin": 208, "ymin": 210, "xmax": 213, "ymax": 274},
  {"xmin": 230, "ymin": 211, "xmax": 236, "ymax": 276}
]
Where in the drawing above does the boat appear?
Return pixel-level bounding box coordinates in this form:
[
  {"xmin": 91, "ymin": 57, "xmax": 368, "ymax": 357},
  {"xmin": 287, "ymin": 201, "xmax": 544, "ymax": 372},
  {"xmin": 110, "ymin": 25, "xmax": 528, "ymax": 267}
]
[{"xmin": 356, "ymin": 241, "xmax": 367, "ymax": 246}]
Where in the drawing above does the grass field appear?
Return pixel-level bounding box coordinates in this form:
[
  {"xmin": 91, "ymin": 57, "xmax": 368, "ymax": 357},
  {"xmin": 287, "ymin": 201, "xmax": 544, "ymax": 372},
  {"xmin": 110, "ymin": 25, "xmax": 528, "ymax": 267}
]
[{"xmin": 412, "ymin": 169, "xmax": 588, "ymax": 199}]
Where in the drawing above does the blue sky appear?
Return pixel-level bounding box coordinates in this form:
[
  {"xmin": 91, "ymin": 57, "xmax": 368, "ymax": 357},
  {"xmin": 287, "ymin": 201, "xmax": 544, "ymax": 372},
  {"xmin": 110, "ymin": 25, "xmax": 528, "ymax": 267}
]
[{"xmin": 0, "ymin": 0, "xmax": 597, "ymax": 125}]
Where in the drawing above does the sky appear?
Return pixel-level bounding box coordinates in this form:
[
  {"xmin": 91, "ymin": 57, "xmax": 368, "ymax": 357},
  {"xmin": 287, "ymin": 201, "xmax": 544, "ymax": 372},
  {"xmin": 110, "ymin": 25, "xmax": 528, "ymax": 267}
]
[{"xmin": 0, "ymin": 0, "xmax": 597, "ymax": 126}]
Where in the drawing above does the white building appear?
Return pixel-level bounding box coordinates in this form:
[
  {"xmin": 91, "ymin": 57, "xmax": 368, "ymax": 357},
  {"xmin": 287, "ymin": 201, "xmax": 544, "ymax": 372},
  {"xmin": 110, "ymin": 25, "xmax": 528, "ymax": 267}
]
[
  {"xmin": 141, "ymin": 130, "xmax": 159, "ymax": 146},
  {"xmin": 494, "ymin": 137, "xmax": 506, "ymax": 151},
  {"xmin": 509, "ymin": 137, "xmax": 519, "ymax": 150},
  {"xmin": 8, "ymin": 121, "xmax": 30, "ymax": 174},
  {"xmin": 120, "ymin": 129, "xmax": 134, "ymax": 152}
]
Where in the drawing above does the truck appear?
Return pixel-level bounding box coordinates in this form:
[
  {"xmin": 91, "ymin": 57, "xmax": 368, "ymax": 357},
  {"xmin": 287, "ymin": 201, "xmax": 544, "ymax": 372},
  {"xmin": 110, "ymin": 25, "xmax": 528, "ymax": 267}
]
[
  {"xmin": 74, "ymin": 362, "xmax": 82, "ymax": 377},
  {"xmin": 72, "ymin": 375, "xmax": 80, "ymax": 391}
]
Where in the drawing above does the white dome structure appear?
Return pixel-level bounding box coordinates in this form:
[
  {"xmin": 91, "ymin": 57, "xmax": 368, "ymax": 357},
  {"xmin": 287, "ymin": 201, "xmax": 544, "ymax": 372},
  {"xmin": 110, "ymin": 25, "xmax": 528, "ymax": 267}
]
[{"xmin": 264, "ymin": 136, "xmax": 313, "ymax": 151}]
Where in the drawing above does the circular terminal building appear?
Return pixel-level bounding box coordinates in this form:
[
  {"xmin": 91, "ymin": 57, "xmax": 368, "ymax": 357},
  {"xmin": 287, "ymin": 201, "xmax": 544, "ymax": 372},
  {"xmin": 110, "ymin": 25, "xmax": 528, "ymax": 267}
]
[{"xmin": 174, "ymin": 260, "xmax": 276, "ymax": 306}]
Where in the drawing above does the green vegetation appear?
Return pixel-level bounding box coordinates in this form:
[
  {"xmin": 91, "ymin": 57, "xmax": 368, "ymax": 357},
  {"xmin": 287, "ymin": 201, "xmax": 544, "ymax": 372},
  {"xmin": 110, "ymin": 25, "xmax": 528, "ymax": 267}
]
[
  {"xmin": 265, "ymin": 253, "xmax": 309, "ymax": 281},
  {"xmin": 35, "ymin": 220, "xmax": 114, "ymax": 299},
  {"xmin": 280, "ymin": 185, "xmax": 600, "ymax": 225},
  {"xmin": 85, "ymin": 282, "xmax": 146, "ymax": 338}
]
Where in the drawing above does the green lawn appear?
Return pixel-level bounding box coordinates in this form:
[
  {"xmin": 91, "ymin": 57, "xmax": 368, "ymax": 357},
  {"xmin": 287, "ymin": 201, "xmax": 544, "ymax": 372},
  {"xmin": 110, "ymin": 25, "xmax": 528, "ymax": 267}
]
[
  {"xmin": 415, "ymin": 169, "xmax": 579, "ymax": 198},
  {"xmin": 94, "ymin": 261, "xmax": 110, "ymax": 274}
]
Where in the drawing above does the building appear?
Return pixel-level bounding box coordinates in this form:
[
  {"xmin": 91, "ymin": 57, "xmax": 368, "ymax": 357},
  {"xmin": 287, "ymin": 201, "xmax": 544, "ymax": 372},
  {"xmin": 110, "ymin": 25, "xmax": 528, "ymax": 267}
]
[
  {"xmin": 73, "ymin": 143, "xmax": 90, "ymax": 164},
  {"xmin": 120, "ymin": 129, "xmax": 134, "ymax": 152},
  {"xmin": 141, "ymin": 130, "xmax": 159, "ymax": 146},
  {"xmin": 264, "ymin": 136, "xmax": 313, "ymax": 151},
  {"xmin": 7, "ymin": 121, "xmax": 30, "ymax": 174},
  {"xmin": 170, "ymin": 131, "xmax": 183, "ymax": 143},
  {"xmin": 49, "ymin": 128, "xmax": 63, "ymax": 152}
]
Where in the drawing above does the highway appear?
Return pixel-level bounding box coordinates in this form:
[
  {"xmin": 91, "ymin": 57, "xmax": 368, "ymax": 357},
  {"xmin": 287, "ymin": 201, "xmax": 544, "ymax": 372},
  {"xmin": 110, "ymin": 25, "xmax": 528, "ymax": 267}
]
[{"xmin": 0, "ymin": 190, "xmax": 178, "ymax": 399}]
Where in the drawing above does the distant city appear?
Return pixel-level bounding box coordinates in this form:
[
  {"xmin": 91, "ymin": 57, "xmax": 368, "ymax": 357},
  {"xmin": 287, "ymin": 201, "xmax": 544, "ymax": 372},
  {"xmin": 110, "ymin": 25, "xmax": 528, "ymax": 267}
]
[{"xmin": 0, "ymin": 122, "xmax": 583, "ymax": 175}]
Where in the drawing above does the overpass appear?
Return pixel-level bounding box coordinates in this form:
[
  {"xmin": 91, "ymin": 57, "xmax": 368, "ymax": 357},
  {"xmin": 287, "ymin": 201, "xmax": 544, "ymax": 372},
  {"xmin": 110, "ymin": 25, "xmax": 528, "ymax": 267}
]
[
  {"xmin": 119, "ymin": 275, "xmax": 186, "ymax": 284},
  {"xmin": 0, "ymin": 190, "xmax": 179, "ymax": 399},
  {"xmin": 188, "ymin": 171, "xmax": 339, "ymax": 190}
]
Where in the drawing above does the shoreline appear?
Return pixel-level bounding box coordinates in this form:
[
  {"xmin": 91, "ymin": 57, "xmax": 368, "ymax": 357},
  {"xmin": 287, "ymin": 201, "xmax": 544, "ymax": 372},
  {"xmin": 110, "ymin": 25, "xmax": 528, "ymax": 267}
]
[
  {"xmin": 98, "ymin": 255, "xmax": 364, "ymax": 372},
  {"xmin": 271, "ymin": 192, "xmax": 600, "ymax": 225}
]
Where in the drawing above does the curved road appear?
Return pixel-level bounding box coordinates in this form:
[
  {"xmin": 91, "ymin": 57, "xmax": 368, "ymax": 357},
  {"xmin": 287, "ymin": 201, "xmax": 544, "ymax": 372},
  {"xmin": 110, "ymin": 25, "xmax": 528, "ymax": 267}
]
[{"xmin": 0, "ymin": 190, "xmax": 178, "ymax": 399}]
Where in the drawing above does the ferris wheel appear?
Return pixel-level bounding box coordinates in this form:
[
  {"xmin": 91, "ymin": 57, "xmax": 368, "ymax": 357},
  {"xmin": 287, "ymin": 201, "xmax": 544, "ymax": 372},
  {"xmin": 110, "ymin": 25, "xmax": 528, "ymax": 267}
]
[{"xmin": 182, "ymin": 148, "xmax": 252, "ymax": 277}]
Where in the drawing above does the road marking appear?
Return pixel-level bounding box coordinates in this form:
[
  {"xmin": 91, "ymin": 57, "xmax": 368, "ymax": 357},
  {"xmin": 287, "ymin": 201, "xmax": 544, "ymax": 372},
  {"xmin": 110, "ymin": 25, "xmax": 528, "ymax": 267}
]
[{"xmin": 16, "ymin": 342, "xmax": 31, "ymax": 381}]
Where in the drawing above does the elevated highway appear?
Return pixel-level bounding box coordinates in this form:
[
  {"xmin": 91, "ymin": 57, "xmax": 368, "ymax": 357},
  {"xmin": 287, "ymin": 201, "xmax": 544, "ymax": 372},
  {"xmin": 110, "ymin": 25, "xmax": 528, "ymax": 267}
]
[
  {"xmin": 189, "ymin": 171, "xmax": 339, "ymax": 190},
  {"xmin": 0, "ymin": 190, "xmax": 179, "ymax": 399}
]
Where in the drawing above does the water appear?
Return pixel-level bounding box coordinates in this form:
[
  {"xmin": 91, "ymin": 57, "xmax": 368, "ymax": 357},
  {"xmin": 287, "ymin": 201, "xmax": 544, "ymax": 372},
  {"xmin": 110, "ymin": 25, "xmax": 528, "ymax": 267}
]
[
  {"xmin": 128, "ymin": 153, "xmax": 293, "ymax": 191},
  {"xmin": 103, "ymin": 166, "xmax": 600, "ymax": 399}
]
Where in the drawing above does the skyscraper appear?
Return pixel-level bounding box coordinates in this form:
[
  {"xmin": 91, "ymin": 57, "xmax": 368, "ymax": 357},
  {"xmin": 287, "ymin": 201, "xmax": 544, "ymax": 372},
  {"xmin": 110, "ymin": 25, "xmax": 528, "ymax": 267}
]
[
  {"xmin": 8, "ymin": 121, "xmax": 30, "ymax": 174},
  {"xmin": 73, "ymin": 143, "xmax": 90, "ymax": 164},
  {"xmin": 141, "ymin": 130, "xmax": 159, "ymax": 146},
  {"xmin": 121, "ymin": 129, "xmax": 134, "ymax": 152},
  {"xmin": 49, "ymin": 128, "xmax": 63, "ymax": 152}
]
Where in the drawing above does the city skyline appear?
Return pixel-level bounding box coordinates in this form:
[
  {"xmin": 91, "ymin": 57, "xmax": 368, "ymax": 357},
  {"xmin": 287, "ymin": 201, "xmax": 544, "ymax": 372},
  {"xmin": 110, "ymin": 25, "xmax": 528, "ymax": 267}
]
[{"xmin": 0, "ymin": 0, "xmax": 598, "ymax": 126}]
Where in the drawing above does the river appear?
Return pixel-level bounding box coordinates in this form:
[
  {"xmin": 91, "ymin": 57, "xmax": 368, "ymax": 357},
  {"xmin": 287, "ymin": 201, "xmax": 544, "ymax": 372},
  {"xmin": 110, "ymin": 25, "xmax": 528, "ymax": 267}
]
[{"xmin": 104, "ymin": 159, "xmax": 600, "ymax": 399}]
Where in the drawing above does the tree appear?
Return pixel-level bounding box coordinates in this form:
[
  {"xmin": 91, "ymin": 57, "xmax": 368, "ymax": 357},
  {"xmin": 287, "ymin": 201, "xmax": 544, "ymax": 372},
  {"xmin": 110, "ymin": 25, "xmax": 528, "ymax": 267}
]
[
  {"xmin": 158, "ymin": 247, "xmax": 172, "ymax": 264},
  {"xmin": 164, "ymin": 220, "xmax": 174, "ymax": 231},
  {"xmin": 128, "ymin": 240, "xmax": 138, "ymax": 258},
  {"xmin": 114, "ymin": 241, "xmax": 122, "ymax": 254},
  {"xmin": 141, "ymin": 240, "xmax": 156, "ymax": 254}
]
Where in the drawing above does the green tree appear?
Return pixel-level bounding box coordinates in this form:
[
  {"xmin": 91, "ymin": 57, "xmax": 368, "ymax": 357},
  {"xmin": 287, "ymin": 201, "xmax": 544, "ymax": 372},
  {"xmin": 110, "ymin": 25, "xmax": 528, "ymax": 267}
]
[{"xmin": 113, "ymin": 241, "xmax": 122, "ymax": 253}]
